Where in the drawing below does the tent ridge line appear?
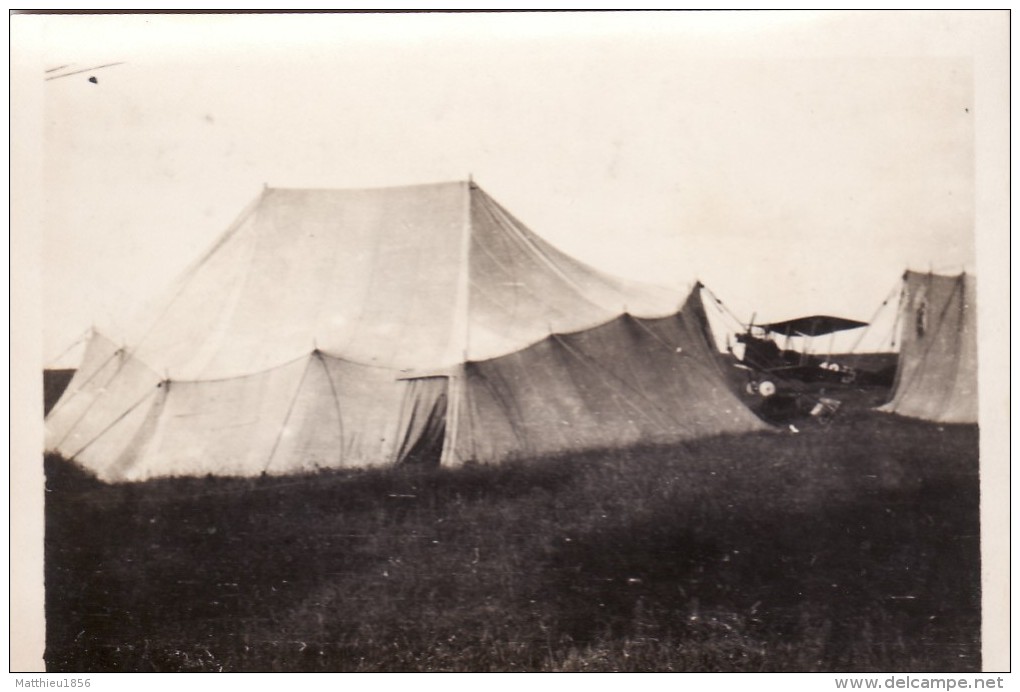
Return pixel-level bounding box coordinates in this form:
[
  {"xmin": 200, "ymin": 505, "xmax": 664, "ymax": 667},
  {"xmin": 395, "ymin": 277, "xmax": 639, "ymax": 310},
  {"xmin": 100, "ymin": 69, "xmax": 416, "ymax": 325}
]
[
  {"xmin": 264, "ymin": 179, "xmax": 470, "ymax": 195},
  {"xmin": 129, "ymin": 189, "xmax": 266, "ymax": 356},
  {"xmin": 461, "ymin": 305, "xmax": 688, "ymax": 367}
]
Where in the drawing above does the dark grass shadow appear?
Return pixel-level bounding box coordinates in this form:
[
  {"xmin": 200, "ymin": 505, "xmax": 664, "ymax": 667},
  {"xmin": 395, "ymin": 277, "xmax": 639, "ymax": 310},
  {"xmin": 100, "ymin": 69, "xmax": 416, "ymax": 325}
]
[
  {"xmin": 43, "ymin": 413, "xmax": 980, "ymax": 672},
  {"xmin": 536, "ymin": 479, "xmax": 980, "ymax": 671},
  {"xmin": 44, "ymin": 454, "xmax": 578, "ymax": 671}
]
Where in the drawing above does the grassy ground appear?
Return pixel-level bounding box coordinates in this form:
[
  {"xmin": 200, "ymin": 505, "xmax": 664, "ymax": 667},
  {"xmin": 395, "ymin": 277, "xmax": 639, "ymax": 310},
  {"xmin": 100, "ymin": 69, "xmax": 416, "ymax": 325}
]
[{"xmin": 44, "ymin": 410, "xmax": 979, "ymax": 672}]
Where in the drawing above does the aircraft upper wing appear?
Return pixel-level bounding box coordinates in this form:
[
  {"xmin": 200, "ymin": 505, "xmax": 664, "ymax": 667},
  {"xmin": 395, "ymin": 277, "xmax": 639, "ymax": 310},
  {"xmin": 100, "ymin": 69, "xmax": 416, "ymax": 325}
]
[{"xmin": 759, "ymin": 315, "xmax": 868, "ymax": 337}]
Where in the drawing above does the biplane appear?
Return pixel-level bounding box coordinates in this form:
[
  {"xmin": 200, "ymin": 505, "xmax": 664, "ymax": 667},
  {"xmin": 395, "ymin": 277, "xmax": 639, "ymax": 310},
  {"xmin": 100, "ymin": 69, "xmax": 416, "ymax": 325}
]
[{"xmin": 733, "ymin": 314, "xmax": 874, "ymax": 397}]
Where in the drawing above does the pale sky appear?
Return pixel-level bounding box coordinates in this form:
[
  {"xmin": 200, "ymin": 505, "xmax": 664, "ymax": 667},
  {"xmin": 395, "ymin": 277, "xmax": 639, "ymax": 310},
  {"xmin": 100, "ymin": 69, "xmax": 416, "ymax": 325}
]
[{"xmin": 20, "ymin": 11, "xmax": 1003, "ymax": 362}]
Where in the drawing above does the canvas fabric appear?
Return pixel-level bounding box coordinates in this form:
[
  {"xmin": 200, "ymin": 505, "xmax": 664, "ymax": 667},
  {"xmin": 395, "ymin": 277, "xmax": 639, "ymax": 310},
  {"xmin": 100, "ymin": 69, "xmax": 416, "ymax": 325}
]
[
  {"xmin": 46, "ymin": 182, "xmax": 766, "ymax": 481},
  {"xmin": 454, "ymin": 290, "xmax": 764, "ymax": 464},
  {"xmin": 879, "ymin": 271, "xmax": 977, "ymax": 424}
]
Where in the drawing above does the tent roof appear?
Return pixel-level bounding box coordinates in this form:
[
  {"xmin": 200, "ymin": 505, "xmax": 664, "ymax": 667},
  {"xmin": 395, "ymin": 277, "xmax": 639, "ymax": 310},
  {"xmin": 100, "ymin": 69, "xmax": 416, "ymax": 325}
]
[
  {"xmin": 759, "ymin": 315, "xmax": 868, "ymax": 337},
  {"xmin": 46, "ymin": 181, "xmax": 769, "ymax": 480},
  {"xmin": 118, "ymin": 181, "xmax": 686, "ymax": 379}
]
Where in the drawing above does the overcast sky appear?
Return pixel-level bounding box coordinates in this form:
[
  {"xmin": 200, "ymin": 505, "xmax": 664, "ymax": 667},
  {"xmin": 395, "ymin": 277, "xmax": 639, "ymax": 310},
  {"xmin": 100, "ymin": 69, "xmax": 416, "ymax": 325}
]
[{"xmin": 22, "ymin": 11, "xmax": 1005, "ymax": 362}]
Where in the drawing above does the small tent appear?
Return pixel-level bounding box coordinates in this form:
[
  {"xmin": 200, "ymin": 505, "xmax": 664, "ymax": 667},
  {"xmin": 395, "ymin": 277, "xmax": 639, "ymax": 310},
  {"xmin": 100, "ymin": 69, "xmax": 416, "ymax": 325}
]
[
  {"xmin": 879, "ymin": 270, "xmax": 977, "ymax": 424},
  {"xmin": 45, "ymin": 181, "xmax": 767, "ymax": 481}
]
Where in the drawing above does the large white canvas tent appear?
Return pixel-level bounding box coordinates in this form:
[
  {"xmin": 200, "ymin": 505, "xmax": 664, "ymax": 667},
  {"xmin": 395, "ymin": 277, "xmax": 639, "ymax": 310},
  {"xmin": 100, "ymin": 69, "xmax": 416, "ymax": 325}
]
[
  {"xmin": 45, "ymin": 181, "xmax": 767, "ymax": 481},
  {"xmin": 879, "ymin": 270, "xmax": 977, "ymax": 424}
]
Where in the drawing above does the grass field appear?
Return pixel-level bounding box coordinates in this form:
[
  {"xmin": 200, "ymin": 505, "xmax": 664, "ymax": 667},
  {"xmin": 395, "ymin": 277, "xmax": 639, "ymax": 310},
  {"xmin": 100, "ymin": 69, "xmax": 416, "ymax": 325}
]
[{"xmin": 44, "ymin": 408, "xmax": 979, "ymax": 672}]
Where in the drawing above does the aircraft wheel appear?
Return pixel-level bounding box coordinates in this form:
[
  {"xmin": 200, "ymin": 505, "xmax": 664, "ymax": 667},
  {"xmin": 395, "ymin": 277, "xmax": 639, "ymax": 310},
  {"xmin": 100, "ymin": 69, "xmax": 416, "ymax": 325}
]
[
  {"xmin": 745, "ymin": 382, "xmax": 758, "ymax": 395},
  {"xmin": 758, "ymin": 380, "xmax": 777, "ymax": 397}
]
